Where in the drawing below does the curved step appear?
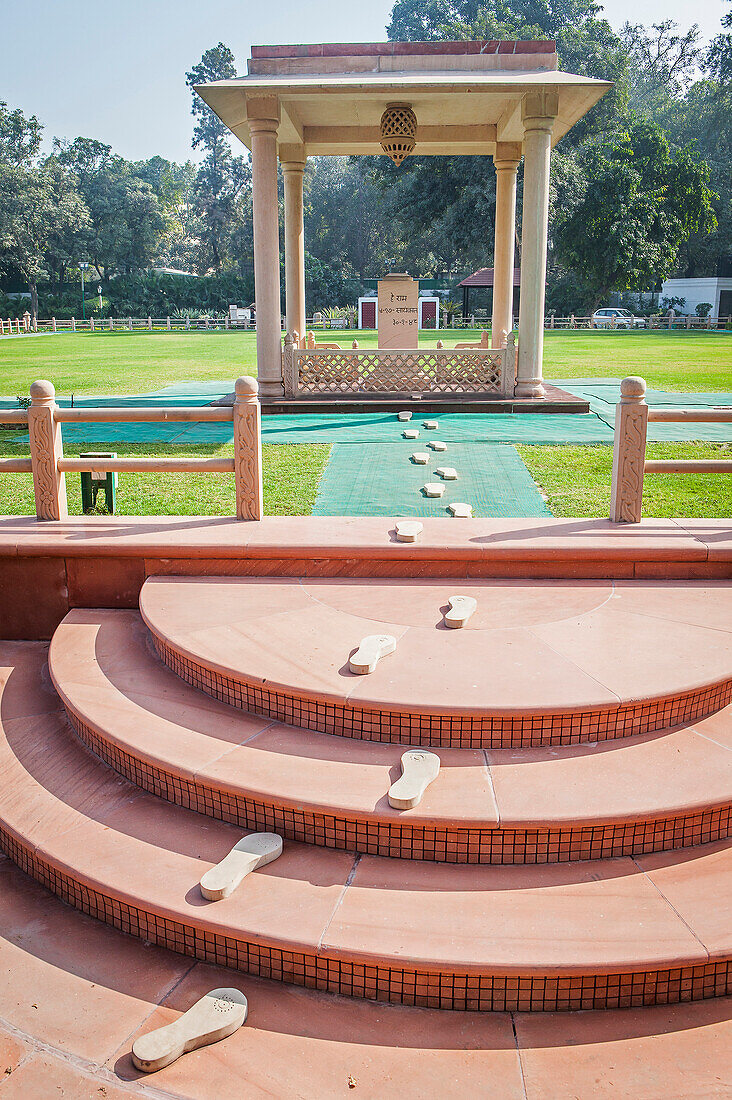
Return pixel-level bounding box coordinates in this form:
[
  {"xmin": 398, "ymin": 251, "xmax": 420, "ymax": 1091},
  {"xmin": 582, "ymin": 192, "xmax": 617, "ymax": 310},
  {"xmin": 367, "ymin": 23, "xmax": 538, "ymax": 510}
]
[
  {"xmin": 50, "ymin": 610, "xmax": 732, "ymax": 864},
  {"xmin": 2, "ymin": 641, "xmax": 732, "ymax": 1013},
  {"xmin": 3, "ymin": 859, "xmax": 732, "ymax": 1099},
  {"xmin": 140, "ymin": 576, "xmax": 732, "ymax": 747}
]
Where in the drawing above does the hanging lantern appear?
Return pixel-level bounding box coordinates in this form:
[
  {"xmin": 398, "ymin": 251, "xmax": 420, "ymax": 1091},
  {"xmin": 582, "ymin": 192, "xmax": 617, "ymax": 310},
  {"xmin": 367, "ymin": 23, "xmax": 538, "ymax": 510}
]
[{"xmin": 379, "ymin": 103, "xmax": 417, "ymax": 166}]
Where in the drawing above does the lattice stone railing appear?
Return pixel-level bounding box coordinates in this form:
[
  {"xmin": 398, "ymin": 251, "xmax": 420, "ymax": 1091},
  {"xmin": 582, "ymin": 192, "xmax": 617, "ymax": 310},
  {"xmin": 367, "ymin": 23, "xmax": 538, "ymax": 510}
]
[{"xmin": 282, "ymin": 340, "xmax": 516, "ymax": 398}]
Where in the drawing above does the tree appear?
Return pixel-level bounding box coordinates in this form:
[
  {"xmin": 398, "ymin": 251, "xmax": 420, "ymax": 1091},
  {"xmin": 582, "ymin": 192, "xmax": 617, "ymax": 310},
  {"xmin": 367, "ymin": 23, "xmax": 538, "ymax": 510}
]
[
  {"xmin": 55, "ymin": 138, "xmax": 165, "ymax": 278},
  {"xmin": 186, "ymin": 44, "xmax": 251, "ymax": 272},
  {"xmin": 708, "ymin": 1, "xmax": 732, "ymax": 85},
  {"xmin": 0, "ymin": 159, "xmax": 88, "ymax": 319},
  {"xmin": 553, "ymin": 122, "xmax": 716, "ymax": 309},
  {"xmin": 0, "ymin": 101, "xmax": 42, "ymax": 167}
]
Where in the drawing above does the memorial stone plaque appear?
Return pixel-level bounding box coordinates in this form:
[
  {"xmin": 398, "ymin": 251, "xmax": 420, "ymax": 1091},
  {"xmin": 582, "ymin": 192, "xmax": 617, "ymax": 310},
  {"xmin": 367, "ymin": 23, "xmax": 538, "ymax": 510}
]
[{"xmin": 377, "ymin": 274, "xmax": 419, "ymax": 349}]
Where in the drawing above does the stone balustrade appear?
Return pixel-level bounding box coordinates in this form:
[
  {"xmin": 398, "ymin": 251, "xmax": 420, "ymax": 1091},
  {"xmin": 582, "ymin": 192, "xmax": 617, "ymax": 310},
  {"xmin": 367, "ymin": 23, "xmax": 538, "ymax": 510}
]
[{"xmin": 0, "ymin": 377, "xmax": 263, "ymax": 521}]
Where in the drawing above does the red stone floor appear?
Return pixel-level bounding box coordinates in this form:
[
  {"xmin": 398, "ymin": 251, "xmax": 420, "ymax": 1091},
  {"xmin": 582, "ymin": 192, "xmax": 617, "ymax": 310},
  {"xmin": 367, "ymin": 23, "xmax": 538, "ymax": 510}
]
[{"xmin": 0, "ymin": 854, "xmax": 730, "ymax": 1099}]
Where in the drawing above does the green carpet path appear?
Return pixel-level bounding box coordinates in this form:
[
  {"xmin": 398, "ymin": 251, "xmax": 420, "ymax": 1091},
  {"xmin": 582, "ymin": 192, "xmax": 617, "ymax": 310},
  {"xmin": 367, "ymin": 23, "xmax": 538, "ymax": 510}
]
[{"xmin": 312, "ymin": 440, "xmax": 551, "ymax": 519}]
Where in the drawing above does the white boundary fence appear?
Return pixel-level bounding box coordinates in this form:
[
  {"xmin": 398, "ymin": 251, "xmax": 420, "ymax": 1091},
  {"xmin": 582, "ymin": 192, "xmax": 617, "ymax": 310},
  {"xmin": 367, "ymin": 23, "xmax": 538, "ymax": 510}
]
[{"xmin": 3, "ymin": 314, "xmax": 731, "ymax": 336}]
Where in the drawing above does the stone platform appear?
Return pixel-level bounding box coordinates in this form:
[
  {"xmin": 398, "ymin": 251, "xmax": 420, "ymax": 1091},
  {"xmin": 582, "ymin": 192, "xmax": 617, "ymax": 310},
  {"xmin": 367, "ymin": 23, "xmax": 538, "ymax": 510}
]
[
  {"xmin": 0, "ymin": 515, "xmax": 730, "ymax": 1091},
  {"xmin": 260, "ymin": 383, "xmax": 590, "ymax": 415}
]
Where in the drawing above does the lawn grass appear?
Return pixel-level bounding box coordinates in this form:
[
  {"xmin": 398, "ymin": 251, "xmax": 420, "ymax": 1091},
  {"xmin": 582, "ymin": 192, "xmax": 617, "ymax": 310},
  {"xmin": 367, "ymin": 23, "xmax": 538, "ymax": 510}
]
[
  {"xmin": 517, "ymin": 442, "xmax": 732, "ymax": 518},
  {"xmin": 0, "ymin": 441, "xmax": 330, "ymax": 517},
  {"xmin": 1, "ymin": 328, "xmax": 730, "ymax": 396}
]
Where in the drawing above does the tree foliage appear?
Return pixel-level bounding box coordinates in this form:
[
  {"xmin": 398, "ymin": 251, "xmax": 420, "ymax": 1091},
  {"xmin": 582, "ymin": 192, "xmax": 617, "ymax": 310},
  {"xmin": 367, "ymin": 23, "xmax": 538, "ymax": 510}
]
[{"xmin": 554, "ymin": 122, "xmax": 716, "ymax": 308}]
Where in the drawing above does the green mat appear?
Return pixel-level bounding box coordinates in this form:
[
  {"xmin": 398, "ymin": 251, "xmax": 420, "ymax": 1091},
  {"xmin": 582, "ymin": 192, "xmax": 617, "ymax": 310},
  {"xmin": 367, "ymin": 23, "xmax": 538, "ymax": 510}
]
[
  {"xmin": 557, "ymin": 381, "xmax": 732, "ymax": 441},
  {"xmin": 2, "ymin": 377, "xmax": 730, "ymax": 445},
  {"xmin": 313, "ymin": 441, "xmax": 551, "ymax": 518}
]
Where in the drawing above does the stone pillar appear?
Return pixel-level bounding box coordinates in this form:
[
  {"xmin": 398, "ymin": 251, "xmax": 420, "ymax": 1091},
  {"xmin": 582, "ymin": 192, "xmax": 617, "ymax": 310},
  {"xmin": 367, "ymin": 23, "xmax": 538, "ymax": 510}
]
[
  {"xmin": 28, "ymin": 379, "xmax": 67, "ymax": 520},
  {"xmin": 233, "ymin": 376, "xmax": 263, "ymax": 520},
  {"xmin": 248, "ymin": 98, "xmax": 283, "ymax": 398},
  {"xmin": 609, "ymin": 377, "xmax": 649, "ymax": 523},
  {"xmin": 281, "ymin": 147, "xmax": 307, "ymax": 347},
  {"xmin": 516, "ymin": 92, "xmax": 557, "ymax": 399},
  {"xmin": 491, "ymin": 142, "xmax": 520, "ymax": 350}
]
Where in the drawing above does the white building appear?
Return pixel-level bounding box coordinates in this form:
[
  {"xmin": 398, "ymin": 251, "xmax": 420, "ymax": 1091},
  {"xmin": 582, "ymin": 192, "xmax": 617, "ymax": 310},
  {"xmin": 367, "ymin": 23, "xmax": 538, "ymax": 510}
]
[{"xmin": 660, "ymin": 277, "xmax": 732, "ymax": 318}]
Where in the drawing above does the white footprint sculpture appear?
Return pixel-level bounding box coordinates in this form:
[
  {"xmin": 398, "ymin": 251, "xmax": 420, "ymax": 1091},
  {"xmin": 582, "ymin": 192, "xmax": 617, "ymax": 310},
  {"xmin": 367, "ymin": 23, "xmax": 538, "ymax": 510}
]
[
  {"xmin": 132, "ymin": 988, "xmax": 248, "ymax": 1073},
  {"xmin": 398, "ymin": 411, "xmax": 413, "ymax": 421},
  {"xmin": 349, "ymin": 634, "xmax": 397, "ymax": 674},
  {"xmin": 388, "ymin": 750, "xmax": 441, "ymax": 810},
  {"xmin": 403, "ymin": 429, "xmax": 419, "ymax": 439},
  {"xmin": 200, "ymin": 833, "xmax": 283, "ymax": 901},
  {"xmin": 423, "ymin": 482, "xmax": 445, "ymax": 498},
  {"xmin": 429, "ymin": 440, "xmax": 447, "ymax": 451},
  {"xmin": 411, "ymin": 452, "xmax": 429, "ymax": 465},
  {"xmin": 436, "ymin": 467, "xmax": 457, "ymax": 480},
  {"xmin": 449, "ymin": 502, "xmax": 473, "ymax": 518},
  {"xmin": 444, "ymin": 595, "xmax": 477, "ymax": 629},
  {"xmin": 423, "ymin": 420, "xmax": 439, "ymax": 429},
  {"xmin": 396, "ymin": 521, "xmax": 423, "ymax": 543}
]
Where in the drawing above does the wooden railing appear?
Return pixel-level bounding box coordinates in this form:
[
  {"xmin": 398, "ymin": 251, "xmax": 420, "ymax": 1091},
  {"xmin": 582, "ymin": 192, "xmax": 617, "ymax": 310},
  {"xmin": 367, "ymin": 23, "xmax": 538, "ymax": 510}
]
[
  {"xmin": 609, "ymin": 376, "xmax": 732, "ymax": 522},
  {"xmin": 0, "ymin": 377, "xmax": 262, "ymax": 521}
]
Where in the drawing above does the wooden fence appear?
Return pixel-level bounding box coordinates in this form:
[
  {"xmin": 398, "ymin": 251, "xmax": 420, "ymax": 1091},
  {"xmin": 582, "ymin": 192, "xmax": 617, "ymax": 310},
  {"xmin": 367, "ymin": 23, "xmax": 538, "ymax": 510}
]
[{"xmin": 3, "ymin": 314, "xmax": 731, "ymax": 337}]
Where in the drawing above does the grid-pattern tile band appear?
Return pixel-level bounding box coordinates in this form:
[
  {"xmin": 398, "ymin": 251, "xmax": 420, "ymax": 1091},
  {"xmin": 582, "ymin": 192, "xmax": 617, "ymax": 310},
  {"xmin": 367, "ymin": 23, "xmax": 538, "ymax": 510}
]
[
  {"xmin": 66, "ymin": 711, "xmax": 732, "ymax": 864},
  {"xmin": 1, "ymin": 824, "xmax": 730, "ymax": 1013},
  {"xmin": 150, "ymin": 632, "xmax": 732, "ymax": 749}
]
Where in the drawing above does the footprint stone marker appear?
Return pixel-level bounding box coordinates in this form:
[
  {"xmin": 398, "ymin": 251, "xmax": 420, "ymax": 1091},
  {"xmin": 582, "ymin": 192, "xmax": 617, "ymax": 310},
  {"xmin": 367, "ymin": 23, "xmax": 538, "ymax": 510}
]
[
  {"xmin": 423, "ymin": 482, "xmax": 445, "ymax": 498},
  {"xmin": 423, "ymin": 420, "xmax": 439, "ymax": 429},
  {"xmin": 199, "ymin": 833, "xmax": 283, "ymax": 901},
  {"xmin": 403, "ymin": 429, "xmax": 419, "ymax": 439},
  {"xmin": 444, "ymin": 595, "xmax": 477, "ymax": 629},
  {"xmin": 411, "ymin": 452, "xmax": 429, "ymax": 464},
  {"xmin": 388, "ymin": 750, "xmax": 441, "ymax": 810},
  {"xmin": 350, "ymin": 634, "xmax": 397, "ymax": 674},
  {"xmin": 449, "ymin": 502, "xmax": 473, "ymax": 518},
  {"xmin": 132, "ymin": 988, "xmax": 248, "ymax": 1073},
  {"xmin": 436, "ymin": 467, "xmax": 457, "ymax": 480},
  {"xmin": 429, "ymin": 440, "xmax": 447, "ymax": 451},
  {"xmin": 396, "ymin": 521, "xmax": 423, "ymax": 543},
  {"xmin": 398, "ymin": 411, "xmax": 413, "ymax": 421}
]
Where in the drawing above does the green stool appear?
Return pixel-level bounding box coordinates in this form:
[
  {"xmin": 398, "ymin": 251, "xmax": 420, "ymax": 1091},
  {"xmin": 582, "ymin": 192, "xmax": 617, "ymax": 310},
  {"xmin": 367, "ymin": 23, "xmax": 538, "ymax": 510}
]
[{"xmin": 80, "ymin": 453, "xmax": 117, "ymax": 514}]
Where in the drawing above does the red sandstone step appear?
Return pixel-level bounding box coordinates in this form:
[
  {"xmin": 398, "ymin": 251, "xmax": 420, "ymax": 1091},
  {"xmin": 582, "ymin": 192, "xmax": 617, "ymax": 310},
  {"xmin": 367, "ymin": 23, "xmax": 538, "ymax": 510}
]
[
  {"xmin": 2, "ymin": 856, "xmax": 731, "ymax": 1099},
  {"xmin": 2, "ymin": 641, "xmax": 731, "ymax": 1013},
  {"xmin": 50, "ymin": 609, "xmax": 732, "ymax": 864},
  {"xmin": 140, "ymin": 575, "xmax": 732, "ymax": 746}
]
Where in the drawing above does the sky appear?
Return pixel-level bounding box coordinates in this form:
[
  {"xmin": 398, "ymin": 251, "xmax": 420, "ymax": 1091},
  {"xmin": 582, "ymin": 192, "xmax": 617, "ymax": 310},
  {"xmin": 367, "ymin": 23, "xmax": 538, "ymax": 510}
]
[{"xmin": 2, "ymin": 0, "xmax": 728, "ymax": 164}]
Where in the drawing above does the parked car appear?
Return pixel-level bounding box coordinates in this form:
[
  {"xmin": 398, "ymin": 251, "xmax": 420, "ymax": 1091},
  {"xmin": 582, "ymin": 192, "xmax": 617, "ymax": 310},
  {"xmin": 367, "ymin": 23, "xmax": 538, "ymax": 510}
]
[{"xmin": 592, "ymin": 307, "xmax": 646, "ymax": 328}]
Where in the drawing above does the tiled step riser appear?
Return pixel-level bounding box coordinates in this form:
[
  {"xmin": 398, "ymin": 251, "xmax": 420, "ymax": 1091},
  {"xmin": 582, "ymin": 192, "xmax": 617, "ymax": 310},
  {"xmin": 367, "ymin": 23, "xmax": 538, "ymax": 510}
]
[
  {"xmin": 67, "ymin": 711, "xmax": 732, "ymax": 865},
  {"xmin": 152, "ymin": 634, "xmax": 732, "ymax": 749},
  {"xmin": 2, "ymin": 825, "xmax": 730, "ymax": 1014}
]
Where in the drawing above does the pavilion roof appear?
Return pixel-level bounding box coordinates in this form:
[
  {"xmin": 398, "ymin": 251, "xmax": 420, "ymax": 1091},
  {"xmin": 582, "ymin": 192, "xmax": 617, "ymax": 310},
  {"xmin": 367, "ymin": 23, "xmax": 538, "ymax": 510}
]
[
  {"xmin": 196, "ymin": 41, "xmax": 612, "ymax": 157},
  {"xmin": 459, "ymin": 267, "xmax": 521, "ymax": 287}
]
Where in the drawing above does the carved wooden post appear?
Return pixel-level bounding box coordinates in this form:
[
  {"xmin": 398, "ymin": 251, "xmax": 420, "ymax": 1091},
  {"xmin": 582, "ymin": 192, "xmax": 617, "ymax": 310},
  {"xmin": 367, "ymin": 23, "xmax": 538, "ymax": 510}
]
[
  {"xmin": 233, "ymin": 376, "xmax": 263, "ymax": 520},
  {"xmin": 52, "ymin": 317, "xmax": 57, "ymax": 332},
  {"xmin": 128, "ymin": 317, "xmax": 133, "ymax": 331},
  {"xmin": 610, "ymin": 376, "xmax": 648, "ymax": 523},
  {"xmin": 147, "ymin": 316, "xmax": 152, "ymax": 330},
  {"xmin": 90, "ymin": 317, "xmax": 95, "ymax": 332},
  {"xmin": 28, "ymin": 380, "xmax": 67, "ymax": 520},
  {"xmin": 166, "ymin": 316, "xmax": 171, "ymax": 330}
]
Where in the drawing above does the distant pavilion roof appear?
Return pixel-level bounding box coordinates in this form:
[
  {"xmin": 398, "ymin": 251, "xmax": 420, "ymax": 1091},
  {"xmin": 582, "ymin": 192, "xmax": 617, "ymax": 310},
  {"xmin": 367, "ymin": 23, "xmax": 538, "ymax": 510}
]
[
  {"xmin": 459, "ymin": 268, "xmax": 521, "ymax": 288},
  {"xmin": 195, "ymin": 40, "xmax": 612, "ymax": 157}
]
